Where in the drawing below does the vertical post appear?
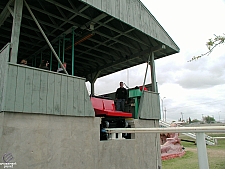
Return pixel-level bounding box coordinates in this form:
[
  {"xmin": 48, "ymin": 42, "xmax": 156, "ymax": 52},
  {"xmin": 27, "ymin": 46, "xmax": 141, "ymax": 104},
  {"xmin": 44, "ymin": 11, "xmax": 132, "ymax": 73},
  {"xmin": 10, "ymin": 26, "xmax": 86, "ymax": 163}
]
[
  {"xmin": 40, "ymin": 51, "xmax": 42, "ymax": 61},
  {"xmin": 111, "ymin": 133, "xmax": 116, "ymax": 140},
  {"xmin": 134, "ymin": 98, "xmax": 139, "ymax": 119},
  {"xmin": 62, "ymin": 34, "xmax": 65, "ymax": 62},
  {"xmin": 50, "ymin": 51, "xmax": 52, "ymax": 71},
  {"xmin": 58, "ymin": 38, "xmax": 61, "ymax": 68},
  {"xmin": 150, "ymin": 52, "xmax": 157, "ymax": 92},
  {"xmin": 118, "ymin": 133, "xmax": 122, "ymax": 139},
  {"xmin": 91, "ymin": 82, "xmax": 94, "ymax": 96},
  {"xmin": 196, "ymin": 133, "xmax": 209, "ymax": 169},
  {"xmin": 161, "ymin": 98, "xmax": 164, "ymax": 121},
  {"xmin": 72, "ymin": 27, "xmax": 75, "ymax": 76},
  {"xmin": 10, "ymin": 0, "xmax": 23, "ymax": 63},
  {"xmin": 34, "ymin": 56, "xmax": 36, "ymax": 67},
  {"xmin": 142, "ymin": 54, "xmax": 151, "ymax": 93}
]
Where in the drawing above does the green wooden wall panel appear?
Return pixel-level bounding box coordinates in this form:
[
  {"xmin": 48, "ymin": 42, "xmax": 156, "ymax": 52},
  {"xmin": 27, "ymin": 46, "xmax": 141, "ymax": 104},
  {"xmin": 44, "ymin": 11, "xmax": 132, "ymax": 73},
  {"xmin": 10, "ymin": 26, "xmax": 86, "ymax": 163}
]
[
  {"xmin": 39, "ymin": 71, "xmax": 48, "ymax": 114},
  {"xmin": 77, "ymin": 79, "xmax": 84, "ymax": 116},
  {"xmin": 23, "ymin": 68, "xmax": 33, "ymax": 113},
  {"xmin": 31, "ymin": 70, "xmax": 41, "ymax": 113},
  {"xmin": 54, "ymin": 74, "xmax": 61, "ymax": 115},
  {"xmin": 112, "ymin": 0, "xmax": 120, "ymax": 18},
  {"xmin": 84, "ymin": 85, "xmax": 95, "ymax": 116},
  {"xmin": 4, "ymin": 63, "xmax": 94, "ymax": 117},
  {"xmin": 0, "ymin": 44, "xmax": 10, "ymax": 111},
  {"xmin": 66, "ymin": 77, "xmax": 74, "ymax": 116},
  {"xmin": 5, "ymin": 65, "xmax": 18, "ymax": 111},
  {"xmin": 139, "ymin": 91, "xmax": 160, "ymax": 120},
  {"xmin": 120, "ymin": 0, "xmax": 126, "ymax": 22},
  {"xmin": 46, "ymin": 72, "xmax": 55, "ymax": 115},
  {"xmin": 73, "ymin": 78, "xmax": 79, "ymax": 115},
  {"xmin": 92, "ymin": 0, "xmax": 101, "ymax": 9},
  {"xmin": 151, "ymin": 94, "xmax": 160, "ymax": 119},
  {"xmin": 60, "ymin": 75, "xmax": 67, "ymax": 115},
  {"xmin": 14, "ymin": 67, "xmax": 25, "ymax": 112},
  {"xmin": 79, "ymin": 80, "xmax": 85, "ymax": 116}
]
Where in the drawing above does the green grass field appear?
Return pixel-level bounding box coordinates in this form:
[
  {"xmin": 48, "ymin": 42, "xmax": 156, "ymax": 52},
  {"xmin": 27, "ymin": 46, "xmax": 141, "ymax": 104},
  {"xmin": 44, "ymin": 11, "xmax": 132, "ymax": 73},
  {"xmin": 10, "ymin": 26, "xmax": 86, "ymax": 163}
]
[{"xmin": 162, "ymin": 134, "xmax": 225, "ymax": 169}]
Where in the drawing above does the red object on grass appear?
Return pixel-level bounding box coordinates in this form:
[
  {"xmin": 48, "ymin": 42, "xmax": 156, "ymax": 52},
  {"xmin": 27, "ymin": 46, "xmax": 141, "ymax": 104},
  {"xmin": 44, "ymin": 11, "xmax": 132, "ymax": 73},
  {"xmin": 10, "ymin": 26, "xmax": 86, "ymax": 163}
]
[{"xmin": 91, "ymin": 97, "xmax": 132, "ymax": 117}]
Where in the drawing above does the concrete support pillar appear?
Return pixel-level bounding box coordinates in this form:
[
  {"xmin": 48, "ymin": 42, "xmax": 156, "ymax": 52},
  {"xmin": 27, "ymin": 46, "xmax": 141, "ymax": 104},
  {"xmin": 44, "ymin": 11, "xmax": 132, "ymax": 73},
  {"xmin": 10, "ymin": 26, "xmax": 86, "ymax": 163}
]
[
  {"xmin": 150, "ymin": 52, "xmax": 157, "ymax": 92},
  {"xmin": 10, "ymin": 0, "xmax": 23, "ymax": 63}
]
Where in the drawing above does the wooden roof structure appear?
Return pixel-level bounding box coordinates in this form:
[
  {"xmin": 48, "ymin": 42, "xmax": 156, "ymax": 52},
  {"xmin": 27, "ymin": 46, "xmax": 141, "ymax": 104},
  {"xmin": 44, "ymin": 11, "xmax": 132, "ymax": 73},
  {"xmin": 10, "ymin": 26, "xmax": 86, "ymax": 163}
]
[{"xmin": 0, "ymin": 0, "xmax": 179, "ymax": 81}]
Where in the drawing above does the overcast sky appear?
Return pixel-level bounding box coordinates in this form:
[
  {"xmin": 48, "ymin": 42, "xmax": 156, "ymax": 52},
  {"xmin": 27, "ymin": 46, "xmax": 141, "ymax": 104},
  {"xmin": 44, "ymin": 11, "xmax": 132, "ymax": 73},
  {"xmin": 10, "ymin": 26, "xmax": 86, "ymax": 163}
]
[{"xmin": 87, "ymin": 0, "xmax": 225, "ymax": 123}]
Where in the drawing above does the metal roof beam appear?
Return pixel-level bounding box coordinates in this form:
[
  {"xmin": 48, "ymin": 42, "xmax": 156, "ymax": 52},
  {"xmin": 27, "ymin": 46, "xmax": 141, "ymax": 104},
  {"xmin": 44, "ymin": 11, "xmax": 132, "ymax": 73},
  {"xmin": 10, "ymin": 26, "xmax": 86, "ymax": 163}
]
[
  {"xmin": 44, "ymin": 0, "xmax": 91, "ymax": 21},
  {"xmin": 23, "ymin": 15, "xmax": 64, "ymax": 31},
  {"xmin": 95, "ymin": 31, "xmax": 137, "ymax": 52},
  {"xmin": 45, "ymin": 0, "xmax": 148, "ymax": 50},
  {"xmin": 65, "ymin": 50, "xmax": 102, "ymax": 65},
  {"xmin": 77, "ymin": 42, "xmax": 114, "ymax": 60},
  {"xmin": 97, "ymin": 22, "xmax": 149, "ymax": 48},
  {"xmin": 37, "ymin": 0, "xmax": 58, "ymax": 26},
  {"xmin": 74, "ymin": 49, "xmax": 105, "ymax": 64},
  {"xmin": 28, "ymin": 5, "xmax": 79, "ymax": 27},
  {"xmin": 88, "ymin": 38, "xmax": 126, "ymax": 56},
  {"xmin": 0, "ymin": 0, "xmax": 14, "ymax": 27},
  {"xmin": 85, "ymin": 45, "xmax": 166, "ymax": 77}
]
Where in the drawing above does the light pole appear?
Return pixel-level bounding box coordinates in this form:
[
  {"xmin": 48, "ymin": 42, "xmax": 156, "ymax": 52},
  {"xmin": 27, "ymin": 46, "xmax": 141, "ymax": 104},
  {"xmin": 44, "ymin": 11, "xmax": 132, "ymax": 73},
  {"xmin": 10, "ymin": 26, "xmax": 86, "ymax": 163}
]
[
  {"xmin": 218, "ymin": 111, "xmax": 221, "ymax": 122},
  {"xmin": 164, "ymin": 107, "xmax": 167, "ymax": 122},
  {"xmin": 161, "ymin": 97, "xmax": 166, "ymax": 121},
  {"xmin": 181, "ymin": 112, "xmax": 184, "ymax": 122}
]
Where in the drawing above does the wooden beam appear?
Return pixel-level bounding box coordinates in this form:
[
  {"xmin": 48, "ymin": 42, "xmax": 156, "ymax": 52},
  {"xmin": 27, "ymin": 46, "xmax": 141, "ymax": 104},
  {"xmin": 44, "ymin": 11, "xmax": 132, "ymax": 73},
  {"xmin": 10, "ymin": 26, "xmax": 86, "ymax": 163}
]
[
  {"xmin": 10, "ymin": 0, "xmax": 23, "ymax": 63},
  {"xmin": 0, "ymin": 0, "xmax": 14, "ymax": 27}
]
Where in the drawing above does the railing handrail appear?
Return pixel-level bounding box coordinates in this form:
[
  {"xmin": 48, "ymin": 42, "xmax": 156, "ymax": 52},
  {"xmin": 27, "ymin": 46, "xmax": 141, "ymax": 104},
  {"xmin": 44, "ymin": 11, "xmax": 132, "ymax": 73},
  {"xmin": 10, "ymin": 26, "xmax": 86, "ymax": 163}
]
[
  {"xmin": 0, "ymin": 43, "xmax": 11, "ymax": 54},
  {"xmin": 7, "ymin": 62, "xmax": 86, "ymax": 80},
  {"xmin": 106, "ymin": 126, "xmax": 225, "ymax": 133},
  {"xmin": 105, "ymin": 126, "xmax": 225, "ymax": 169}
]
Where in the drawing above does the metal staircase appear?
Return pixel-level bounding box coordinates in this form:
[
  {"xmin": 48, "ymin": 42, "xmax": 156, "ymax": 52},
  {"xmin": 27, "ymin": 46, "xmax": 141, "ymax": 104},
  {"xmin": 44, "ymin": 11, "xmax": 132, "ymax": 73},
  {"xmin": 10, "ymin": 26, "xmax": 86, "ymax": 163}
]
[{"xmin": 159, "ymin": 120, "xmax": 216, "ymax": 145}]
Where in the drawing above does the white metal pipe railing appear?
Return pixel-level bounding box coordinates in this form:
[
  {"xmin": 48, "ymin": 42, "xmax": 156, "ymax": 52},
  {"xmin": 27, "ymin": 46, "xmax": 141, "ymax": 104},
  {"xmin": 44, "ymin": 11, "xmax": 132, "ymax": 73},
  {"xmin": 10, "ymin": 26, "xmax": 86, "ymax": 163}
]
[
  {"xmin": 106, "ymin": 126, "xmax": 225, "ymax": 169},
  {"xmin": 106, "ymin": 126, "xmax": 225, "ymax": 134}
]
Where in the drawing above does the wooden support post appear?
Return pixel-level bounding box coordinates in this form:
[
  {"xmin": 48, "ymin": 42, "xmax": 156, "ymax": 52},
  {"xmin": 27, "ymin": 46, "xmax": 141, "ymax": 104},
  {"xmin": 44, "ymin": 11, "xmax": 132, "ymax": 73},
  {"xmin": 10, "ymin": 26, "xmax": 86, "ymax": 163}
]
[
  {"xmin": 150, "ymin": 52, "xmax": 157, "ymax": 92},
  {"xmin": 10, "ymin": 0, "xmax": 23, "ymax": 63}
]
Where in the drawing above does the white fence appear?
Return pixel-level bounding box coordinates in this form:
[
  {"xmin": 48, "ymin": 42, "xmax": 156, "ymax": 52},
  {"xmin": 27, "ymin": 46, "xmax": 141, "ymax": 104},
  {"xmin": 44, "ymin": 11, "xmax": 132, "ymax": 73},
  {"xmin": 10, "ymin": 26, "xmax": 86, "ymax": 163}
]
[
  {"xmin": 159, "ymin": 120, "xmax": 216, "ymax": 145},
  {"xmin": 106, "ymin": 126, "xmax": 225, "ymax": 169}
]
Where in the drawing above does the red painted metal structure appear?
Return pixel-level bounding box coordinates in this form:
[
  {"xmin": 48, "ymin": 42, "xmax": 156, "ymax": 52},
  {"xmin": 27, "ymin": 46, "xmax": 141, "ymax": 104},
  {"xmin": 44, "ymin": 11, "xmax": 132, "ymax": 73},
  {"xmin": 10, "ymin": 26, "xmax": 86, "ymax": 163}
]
[{"xmin": 91, "ymin": 97, "xmax": 132, "ymax": 118}]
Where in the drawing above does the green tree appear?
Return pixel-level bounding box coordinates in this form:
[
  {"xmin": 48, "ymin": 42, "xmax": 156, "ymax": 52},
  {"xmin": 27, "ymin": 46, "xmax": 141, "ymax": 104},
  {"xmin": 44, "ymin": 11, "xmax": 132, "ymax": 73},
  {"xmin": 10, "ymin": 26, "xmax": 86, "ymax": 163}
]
[
  {"xmin": 203, "ymin": 116, "xmax": 216, "ymax": 123},
  {"xmin": 192, "ymin": 119, "xmax": 200, "ymax": 123},
  {"xmin": 189, "ymin": 34, "xmax": 225, "ymax": 62}
]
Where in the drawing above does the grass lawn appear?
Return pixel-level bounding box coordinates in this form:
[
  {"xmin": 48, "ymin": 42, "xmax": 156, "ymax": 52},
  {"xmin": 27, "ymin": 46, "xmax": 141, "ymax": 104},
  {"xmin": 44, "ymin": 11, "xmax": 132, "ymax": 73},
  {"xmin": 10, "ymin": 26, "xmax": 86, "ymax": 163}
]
[{"xmin": 162, "ymin": 134, "xmax": 225, "ymax": 169}]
